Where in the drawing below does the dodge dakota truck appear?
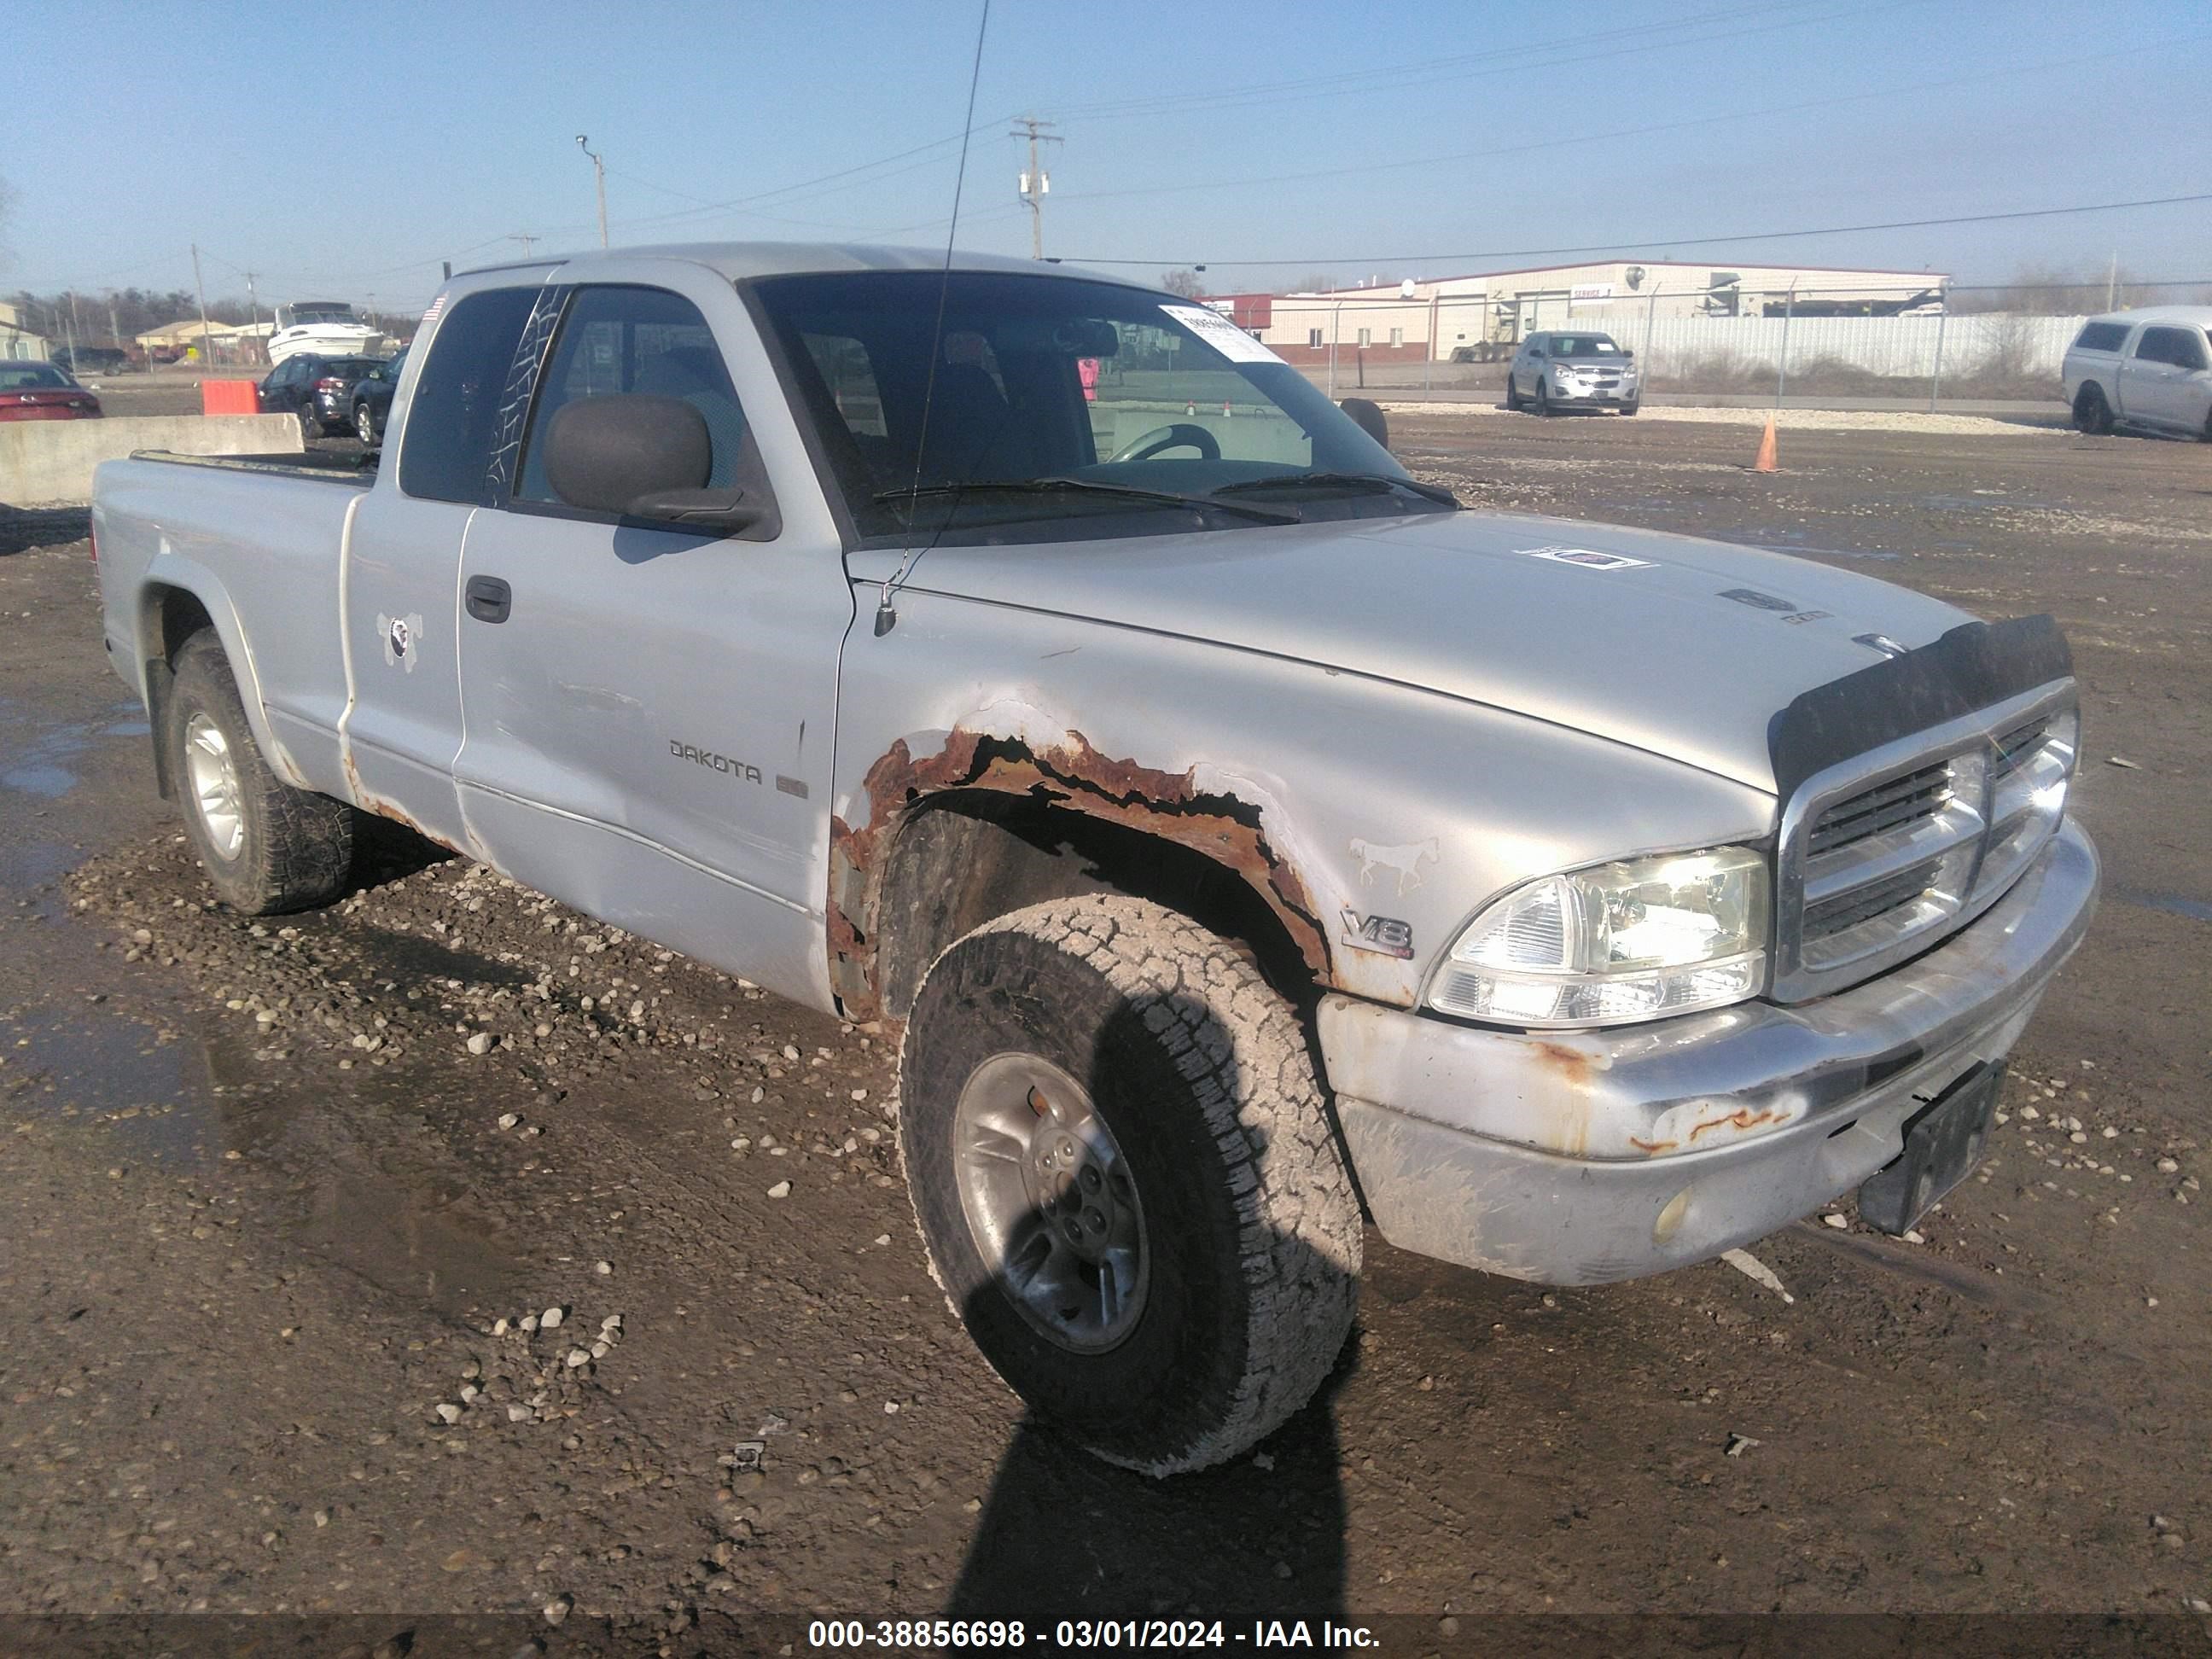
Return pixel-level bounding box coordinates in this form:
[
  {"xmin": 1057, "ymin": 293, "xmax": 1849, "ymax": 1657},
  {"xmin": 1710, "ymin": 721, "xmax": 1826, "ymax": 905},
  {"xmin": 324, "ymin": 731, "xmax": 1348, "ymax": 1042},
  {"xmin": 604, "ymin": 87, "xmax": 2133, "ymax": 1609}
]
[{"xmin": 92, "ymin": 243, "xmax": 2099, "ymax": 1475}]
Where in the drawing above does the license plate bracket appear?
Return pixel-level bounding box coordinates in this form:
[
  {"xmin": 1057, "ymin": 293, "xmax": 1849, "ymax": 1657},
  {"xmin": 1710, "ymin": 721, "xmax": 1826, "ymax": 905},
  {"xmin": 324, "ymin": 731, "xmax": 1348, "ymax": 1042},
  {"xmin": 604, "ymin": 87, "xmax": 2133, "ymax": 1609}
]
[{"xmin": 1856, "ymin": 1061, "xmax": 2005, "ymax": 1235}]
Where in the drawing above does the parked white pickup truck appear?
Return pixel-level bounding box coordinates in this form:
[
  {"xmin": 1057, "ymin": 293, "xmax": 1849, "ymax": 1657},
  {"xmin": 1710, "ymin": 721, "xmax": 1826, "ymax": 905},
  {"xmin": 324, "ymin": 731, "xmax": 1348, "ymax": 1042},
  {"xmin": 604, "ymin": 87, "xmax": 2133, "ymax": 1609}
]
[
  {"xmin": 2063, "ymin": 306, "xmax": 2212, "ymax": 439},
  {"xmin": 93, "ymin": 244, "xmax": 2098, "ymax": 1474}
]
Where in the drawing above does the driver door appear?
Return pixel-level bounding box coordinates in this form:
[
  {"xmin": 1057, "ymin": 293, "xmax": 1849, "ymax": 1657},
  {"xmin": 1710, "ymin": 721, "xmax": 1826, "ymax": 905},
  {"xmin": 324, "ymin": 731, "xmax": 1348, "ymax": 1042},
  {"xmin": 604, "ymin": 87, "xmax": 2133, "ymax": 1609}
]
[{"xmin": 451, "ymin": 266, "xmax": 853, "ymax": 1012}]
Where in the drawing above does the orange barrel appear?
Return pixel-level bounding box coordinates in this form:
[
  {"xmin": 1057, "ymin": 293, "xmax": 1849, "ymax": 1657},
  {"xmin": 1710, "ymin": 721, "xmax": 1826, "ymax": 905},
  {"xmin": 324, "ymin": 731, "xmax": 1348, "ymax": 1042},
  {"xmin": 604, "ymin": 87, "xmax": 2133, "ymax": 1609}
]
[{"xmin": 201, "ymin": 380, "xmax": 259, "ymax": 416}]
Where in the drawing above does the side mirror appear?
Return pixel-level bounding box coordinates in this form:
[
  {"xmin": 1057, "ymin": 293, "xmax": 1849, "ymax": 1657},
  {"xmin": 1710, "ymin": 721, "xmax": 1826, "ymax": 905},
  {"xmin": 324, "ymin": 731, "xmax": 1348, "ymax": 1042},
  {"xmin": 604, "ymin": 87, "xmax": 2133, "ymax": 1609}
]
[
  {"xmin": 543, "ymin": 394, "xmax": 760, "ymax": 532},
  {"xmin": 1337, "ymin": 396, "xmax": 1389, "ymax": 451}
]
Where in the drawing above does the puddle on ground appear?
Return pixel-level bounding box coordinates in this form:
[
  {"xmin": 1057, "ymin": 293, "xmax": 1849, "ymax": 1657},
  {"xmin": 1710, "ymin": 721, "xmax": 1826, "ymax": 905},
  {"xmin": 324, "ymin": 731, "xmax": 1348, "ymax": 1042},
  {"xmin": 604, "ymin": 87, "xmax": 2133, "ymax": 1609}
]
[
  {"xmin": 0, "ymin": 1003, "xmax": 276, "ymax": 1163},
  {"xmin": 291, "ymin": 1166, "xmax": 527, "ymax": 1318},
  {"xmin": 2116, "ymin": 889, "xmax": 2212, "ymax": 923},
  {"xmin": 0, "ymin": 697, "xmax": 146, "ymax": 800}
]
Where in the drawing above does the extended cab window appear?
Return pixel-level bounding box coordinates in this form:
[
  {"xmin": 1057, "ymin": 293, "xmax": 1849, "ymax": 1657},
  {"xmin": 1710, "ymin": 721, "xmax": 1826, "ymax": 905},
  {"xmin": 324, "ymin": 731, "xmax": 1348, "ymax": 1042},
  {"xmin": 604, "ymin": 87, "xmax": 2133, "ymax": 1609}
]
[
  {"xmin": 399, "ymin": 287, "xmax": 539, "ymax": 504},
  {"xmin": 517, "ymin": 285, "xmax": 765, "ymax": 505},
  {"xmin": 2073, "ymin": 321, "xmax": 2129, "ymax": 352}
]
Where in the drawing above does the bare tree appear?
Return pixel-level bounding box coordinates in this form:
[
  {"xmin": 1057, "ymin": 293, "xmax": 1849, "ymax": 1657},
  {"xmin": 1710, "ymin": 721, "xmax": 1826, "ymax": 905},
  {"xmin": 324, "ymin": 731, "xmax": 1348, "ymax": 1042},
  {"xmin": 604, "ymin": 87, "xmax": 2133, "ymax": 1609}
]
[{"xmin": 1159, "ymin": 269, "xmax": 1207, "ymax": 298}]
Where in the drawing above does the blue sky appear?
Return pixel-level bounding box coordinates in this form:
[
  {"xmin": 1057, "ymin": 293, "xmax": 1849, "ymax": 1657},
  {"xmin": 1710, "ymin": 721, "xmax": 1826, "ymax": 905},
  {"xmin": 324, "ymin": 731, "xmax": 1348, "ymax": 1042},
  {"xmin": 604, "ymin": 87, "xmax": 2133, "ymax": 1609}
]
[{"xmin": 6, "ymin": 0, "xmax": 2207, "ymax": 312}]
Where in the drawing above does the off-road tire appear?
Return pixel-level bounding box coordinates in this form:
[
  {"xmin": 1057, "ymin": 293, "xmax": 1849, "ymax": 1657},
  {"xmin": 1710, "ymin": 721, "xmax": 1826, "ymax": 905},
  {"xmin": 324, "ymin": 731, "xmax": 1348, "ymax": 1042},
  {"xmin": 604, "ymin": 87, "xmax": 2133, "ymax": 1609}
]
[
  {"xmin": 899, "ymin": 895, "xmax": 1360, "ymax": 1476},
  {"xmin": 166, "ymin": 630, "xmax": 355, "ymax": 914},
  {"xmin": 2073, "ymin": 384, "xmax": 2114, "ymax": 435},
  {"xmin": 1503, "ymin": 374, "xmax": 1522, "ymax": 411}
]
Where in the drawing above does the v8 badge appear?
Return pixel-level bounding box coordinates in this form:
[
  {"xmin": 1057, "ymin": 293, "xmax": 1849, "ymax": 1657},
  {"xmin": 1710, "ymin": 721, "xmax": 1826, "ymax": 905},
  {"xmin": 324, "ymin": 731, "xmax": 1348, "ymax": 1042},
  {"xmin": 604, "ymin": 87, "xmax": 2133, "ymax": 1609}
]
[{"xmin": 1340, "ymin": 906, "xmax": 1414, "ymax": 959}]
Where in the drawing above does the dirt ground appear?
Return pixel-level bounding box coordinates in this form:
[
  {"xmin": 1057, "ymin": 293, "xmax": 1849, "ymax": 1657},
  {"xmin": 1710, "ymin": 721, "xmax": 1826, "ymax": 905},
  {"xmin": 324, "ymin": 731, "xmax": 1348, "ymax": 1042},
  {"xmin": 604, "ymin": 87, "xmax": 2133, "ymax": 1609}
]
[{"xmin": 3, "ymin": 410, "xmax": 2209, "ymax": 1655}]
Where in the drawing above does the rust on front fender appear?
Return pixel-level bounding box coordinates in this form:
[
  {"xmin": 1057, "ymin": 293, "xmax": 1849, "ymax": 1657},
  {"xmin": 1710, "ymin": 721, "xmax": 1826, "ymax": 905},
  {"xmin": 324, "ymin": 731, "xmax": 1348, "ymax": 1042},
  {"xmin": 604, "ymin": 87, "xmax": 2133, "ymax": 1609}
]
[{"xmin": 827, "ymin": 725, "xmax": 1331, "ymax": 1022}]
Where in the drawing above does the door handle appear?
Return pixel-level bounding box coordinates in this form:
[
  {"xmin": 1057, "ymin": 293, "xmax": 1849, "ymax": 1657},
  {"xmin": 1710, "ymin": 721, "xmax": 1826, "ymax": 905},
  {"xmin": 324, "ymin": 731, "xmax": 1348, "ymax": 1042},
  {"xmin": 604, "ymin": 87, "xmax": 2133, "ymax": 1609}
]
[{"xmin": 465, "ymin": 574, "xmax": 512, "ymax": 625}]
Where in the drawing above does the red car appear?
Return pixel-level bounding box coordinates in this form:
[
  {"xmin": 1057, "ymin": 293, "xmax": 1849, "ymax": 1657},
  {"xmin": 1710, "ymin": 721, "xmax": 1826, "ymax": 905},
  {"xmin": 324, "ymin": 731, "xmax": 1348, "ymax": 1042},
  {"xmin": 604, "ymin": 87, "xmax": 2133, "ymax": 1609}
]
[{"xmin": 0, "ymin": 360, "xmax": 103, "ymax": 420}]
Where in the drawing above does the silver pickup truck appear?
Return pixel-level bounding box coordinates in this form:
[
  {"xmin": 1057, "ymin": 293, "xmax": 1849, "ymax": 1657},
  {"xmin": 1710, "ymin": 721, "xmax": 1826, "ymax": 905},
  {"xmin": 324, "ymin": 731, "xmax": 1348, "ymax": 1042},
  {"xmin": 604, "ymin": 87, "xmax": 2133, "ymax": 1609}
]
[{"xmin": 93, "ymin": 244, "xmax": 2098, "ymax": 1475}]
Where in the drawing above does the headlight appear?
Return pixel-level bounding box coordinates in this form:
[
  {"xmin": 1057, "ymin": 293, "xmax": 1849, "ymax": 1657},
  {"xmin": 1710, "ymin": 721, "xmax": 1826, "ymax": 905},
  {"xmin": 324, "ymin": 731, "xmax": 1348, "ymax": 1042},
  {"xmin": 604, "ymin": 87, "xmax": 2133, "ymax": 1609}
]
[{"xmin": 1428, "ymin": 846, "xmax": 1769, "ymax": 1028}]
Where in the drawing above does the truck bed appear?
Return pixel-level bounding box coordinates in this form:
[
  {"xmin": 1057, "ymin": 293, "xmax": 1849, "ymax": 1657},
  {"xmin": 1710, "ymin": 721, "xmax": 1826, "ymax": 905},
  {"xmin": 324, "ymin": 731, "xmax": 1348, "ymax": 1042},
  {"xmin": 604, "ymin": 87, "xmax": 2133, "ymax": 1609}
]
[{"xmin": 127, "ymin": 448, "xmax": 380, "ymax": 484}]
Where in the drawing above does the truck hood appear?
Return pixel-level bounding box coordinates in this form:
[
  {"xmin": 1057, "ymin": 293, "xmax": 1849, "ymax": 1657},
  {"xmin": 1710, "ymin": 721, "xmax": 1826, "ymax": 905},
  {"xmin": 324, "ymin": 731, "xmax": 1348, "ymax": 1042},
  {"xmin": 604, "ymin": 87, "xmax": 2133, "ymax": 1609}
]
[{"xmin": 898, "ymin": 509, "xmax": 1979, "ymax": 793}]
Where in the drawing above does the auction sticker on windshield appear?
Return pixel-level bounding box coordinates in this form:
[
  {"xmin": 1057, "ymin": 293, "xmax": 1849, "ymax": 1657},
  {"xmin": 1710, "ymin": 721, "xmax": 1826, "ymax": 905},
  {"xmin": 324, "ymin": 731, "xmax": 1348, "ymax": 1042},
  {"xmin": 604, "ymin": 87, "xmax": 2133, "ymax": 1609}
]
[
  {"xmin": 1522, "ymin": 546, "xmax": 1652, "ymax": 570},
  {"xmin": 1161, "ymin": 304, "xmax": 1283, "ymax": 365}
]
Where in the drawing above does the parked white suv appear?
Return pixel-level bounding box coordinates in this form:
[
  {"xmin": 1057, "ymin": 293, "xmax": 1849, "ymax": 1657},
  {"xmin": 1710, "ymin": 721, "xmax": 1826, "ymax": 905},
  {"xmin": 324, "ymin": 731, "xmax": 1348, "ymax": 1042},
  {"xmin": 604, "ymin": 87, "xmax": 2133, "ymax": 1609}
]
[
  {"xmin": 2063, "ymin": 306, "xmax": 2212, "ymax": 439},
  {"xmin": 1505, "ymin": 330, "xmax": 1641, "ymax": 416}
]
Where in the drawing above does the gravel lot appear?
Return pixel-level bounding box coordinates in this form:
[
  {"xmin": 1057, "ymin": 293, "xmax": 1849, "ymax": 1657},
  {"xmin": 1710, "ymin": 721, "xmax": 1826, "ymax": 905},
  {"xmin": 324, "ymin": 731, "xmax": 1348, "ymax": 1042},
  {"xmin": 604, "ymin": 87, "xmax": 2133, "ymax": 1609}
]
[{"xmin": 3, "ymin": 412, "xmax": 2209, "ymax": 1652}]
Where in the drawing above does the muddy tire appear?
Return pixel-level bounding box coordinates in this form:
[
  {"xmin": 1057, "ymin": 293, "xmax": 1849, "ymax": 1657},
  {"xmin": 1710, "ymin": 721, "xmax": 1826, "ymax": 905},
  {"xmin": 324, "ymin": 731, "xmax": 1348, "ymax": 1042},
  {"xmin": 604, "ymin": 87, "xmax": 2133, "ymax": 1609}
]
[
  {"xmin": 2073, "ymin": 384, "xmax": 2114, "ymax": 435},
  {"xmin": 898, "ymin": 894, "xmax": 1359, "ymax": 1476},
  {"xmin": 165, "ymin": 630, "xmax": 354, "ymax": 914}
]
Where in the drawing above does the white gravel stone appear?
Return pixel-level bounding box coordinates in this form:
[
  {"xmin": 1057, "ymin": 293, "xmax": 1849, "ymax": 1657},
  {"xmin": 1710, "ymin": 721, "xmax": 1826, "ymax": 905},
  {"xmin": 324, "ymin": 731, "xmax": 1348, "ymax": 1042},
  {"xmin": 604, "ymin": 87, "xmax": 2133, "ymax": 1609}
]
[
  {"xmin": 1822, "ymin": 1213, "xmax": 1849, "ymax": 1229},
  {"xmin": 540, "ymin": 1307, "xmax": 564, "ymax": 1329},
  {"xmin": 497, "ymin": 1112, "xmax": 520, "ymax": 1130},
  {"xmin": 593, "ymin": 1260, "xmax": 612, "ymax": 1276},
  {"xmin": 766, "ymin": 1180, "xmax": 792, "ymax": 1199},
  {"xmin": 434, "ymin": 1403, "xmax": 462, "ymax": 1424},
  {"xmin": 564, "ymin": 1348, "xmax": 591, "ymax": 1369},
  {"xmin": 465, "ymin": 1033, "xmax": 492, "ymax": 1056}
]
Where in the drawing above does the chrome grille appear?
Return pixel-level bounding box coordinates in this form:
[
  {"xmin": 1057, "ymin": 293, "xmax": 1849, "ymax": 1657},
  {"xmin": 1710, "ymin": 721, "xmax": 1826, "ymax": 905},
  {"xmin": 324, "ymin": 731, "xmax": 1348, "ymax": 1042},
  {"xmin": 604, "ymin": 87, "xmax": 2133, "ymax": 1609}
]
[
  {"xmin": 1774, "ymin": 687, "xmax": 2078, "ymax": 1002},
  {"xmin": 1807, "ymin": 761, "xmax": 1949, "ymax": 859}
]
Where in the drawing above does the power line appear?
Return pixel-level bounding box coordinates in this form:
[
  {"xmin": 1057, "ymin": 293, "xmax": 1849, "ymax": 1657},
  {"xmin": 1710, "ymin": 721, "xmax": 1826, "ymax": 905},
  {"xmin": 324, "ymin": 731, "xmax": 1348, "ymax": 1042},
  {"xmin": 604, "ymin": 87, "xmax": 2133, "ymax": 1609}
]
[
  {"xmin": 1049, "ymin": 33, "xmax": 2212, "ymax": 210},
  {"xmin": 1057, "ymin": 192, "xmax": 2212, "ymax": 272}
]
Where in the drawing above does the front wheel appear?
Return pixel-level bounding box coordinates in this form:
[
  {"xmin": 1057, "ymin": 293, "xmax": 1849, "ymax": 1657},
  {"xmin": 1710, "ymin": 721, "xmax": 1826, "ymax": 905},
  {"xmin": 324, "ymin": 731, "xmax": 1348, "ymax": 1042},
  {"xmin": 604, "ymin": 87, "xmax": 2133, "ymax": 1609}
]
[
  {"xmin": 1503, "ymin": 374, "xmax": 1522, "ymax": 411},
  {"xmin": 165, "ymin": 631, "xmax": 355, "ymax": 913},
  {"xmin": 354, "ymin": 401, "xmax": 378, "ymax": 445},
  {"xmin": 899, "ymin": 895, "xmax": 1360, "ymax": 1476},
  {"xmin": 297, "ymin": 402, "xmax": 324, "ymax": 442},
  {"xmin": 1620, "ymin": 399, "xmax": 1641, "ymax": 416},
  {"xmin": 1534, "ymin": 379, "xmax": 1555, "ymax": 416}
]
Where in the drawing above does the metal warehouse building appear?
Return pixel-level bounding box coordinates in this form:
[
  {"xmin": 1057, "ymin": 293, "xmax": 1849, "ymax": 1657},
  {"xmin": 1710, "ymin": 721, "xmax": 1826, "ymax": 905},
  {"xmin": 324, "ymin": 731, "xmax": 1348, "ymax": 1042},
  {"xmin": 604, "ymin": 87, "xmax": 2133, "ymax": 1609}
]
[{"xmin": 1249, "ymin": 259, "xmax": 1949, "ymax": 364}]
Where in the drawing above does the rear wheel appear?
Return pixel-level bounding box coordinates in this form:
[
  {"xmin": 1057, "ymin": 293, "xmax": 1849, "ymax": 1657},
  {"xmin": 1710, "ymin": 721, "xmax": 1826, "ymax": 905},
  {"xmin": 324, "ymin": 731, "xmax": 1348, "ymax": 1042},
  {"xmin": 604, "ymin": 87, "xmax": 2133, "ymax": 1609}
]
[
  {"xmin": 165, "ymin": 631, "xmax": 355, "ymax": 914},
  {"xmin": 297, "ymin": 402, "xmax": 323, "ymax": 442},
  {"xmin": 899, "ymin": 895, "xmax": 1360, "ymax": 1476},
  {"xmin": 354, "ymin": 401, "xmax": 377, "ymax": 445},
  {"xmin": 2073, "ymin": 384, "xmax": 2114, "ymax": 435}
]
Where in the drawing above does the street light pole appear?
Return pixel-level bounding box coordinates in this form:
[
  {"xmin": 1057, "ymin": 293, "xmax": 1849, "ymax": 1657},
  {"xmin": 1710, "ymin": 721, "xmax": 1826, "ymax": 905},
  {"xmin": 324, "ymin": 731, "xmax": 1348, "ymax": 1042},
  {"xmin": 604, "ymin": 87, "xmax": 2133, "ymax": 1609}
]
[{"xmin": 576, "ymin": 136, "xmax": 608, "ymax": 248}]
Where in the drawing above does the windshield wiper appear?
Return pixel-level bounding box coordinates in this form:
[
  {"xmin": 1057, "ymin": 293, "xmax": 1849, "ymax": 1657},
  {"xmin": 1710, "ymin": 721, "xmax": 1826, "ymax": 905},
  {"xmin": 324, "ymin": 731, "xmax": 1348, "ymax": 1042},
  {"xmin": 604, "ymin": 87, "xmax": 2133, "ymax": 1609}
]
[
  {"xmin": 871, "ymin": 477, "xmax": 1301, "ymax": 524},
  {"xmin": 1211, "ymin": 472, "xmax": 1458, "ymax": 507}
]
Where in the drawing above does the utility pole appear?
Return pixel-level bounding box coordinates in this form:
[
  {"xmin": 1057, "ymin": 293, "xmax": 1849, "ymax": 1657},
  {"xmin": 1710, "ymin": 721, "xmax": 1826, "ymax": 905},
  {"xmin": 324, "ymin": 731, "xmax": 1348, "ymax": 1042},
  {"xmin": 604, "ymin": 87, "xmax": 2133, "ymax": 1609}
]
[
  {"xmin": 1010, "ymin": 115, "xmax": 1061, "ymax": 259},
  {"xmin": 67, "ymin": 290, "xmax": 84, "ymax": 364},
  {"xmin": 243, "ymin": 271, "xmax": 259, "ymax": 335},
  {"xmin": 191, "ymin": 242, "xmax": 217, "ymax": 369},
  {"xmin": 107, "ymin": 292, "xmax": 122, "ymax": 355},
  {"xmin": 2106, "ymin": 252, "xmax": 2117, "ymax": 311},
  {"xmin": 509, "ymin": 233, "xmax": 539, "ymax": 256},
  {"xmin": 576, "ymin": 135, "xmax": 608, "ymax": 248}
]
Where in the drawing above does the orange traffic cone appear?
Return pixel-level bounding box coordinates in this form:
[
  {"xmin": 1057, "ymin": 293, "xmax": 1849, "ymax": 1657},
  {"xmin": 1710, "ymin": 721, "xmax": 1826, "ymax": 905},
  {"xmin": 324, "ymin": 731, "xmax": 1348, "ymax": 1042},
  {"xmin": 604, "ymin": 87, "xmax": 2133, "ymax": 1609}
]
[{"xmin": 1751, "ymin": 416, "xmax": 1778, "ymax": 473}]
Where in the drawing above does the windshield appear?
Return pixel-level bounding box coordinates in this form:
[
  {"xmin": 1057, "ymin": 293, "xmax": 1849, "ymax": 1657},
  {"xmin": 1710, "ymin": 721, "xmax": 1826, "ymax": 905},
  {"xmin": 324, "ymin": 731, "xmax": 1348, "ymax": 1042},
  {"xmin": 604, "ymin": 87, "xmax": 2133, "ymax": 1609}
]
[
  {"xmin": 0, "ymin": 364, "xmax": 73, "ymax": 390},
  {"xmin": 1551, "ymin": 335, "xmax": 1624, "ymax": 358},
  {"xmin": 752, "ymin": 270, "xmax": 1427, "ymax": 541},
  {"xmin": 287, "ymin": 304, "xmax": 358, "ymax": 326}
]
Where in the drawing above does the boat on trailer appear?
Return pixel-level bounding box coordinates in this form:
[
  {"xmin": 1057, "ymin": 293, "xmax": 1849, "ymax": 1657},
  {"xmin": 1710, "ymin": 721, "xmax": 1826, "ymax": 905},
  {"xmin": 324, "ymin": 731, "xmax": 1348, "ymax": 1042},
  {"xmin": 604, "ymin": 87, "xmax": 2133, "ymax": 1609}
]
[{"xmin": 267, "ymin": 301, "xmax": 386, "ymax": 366}]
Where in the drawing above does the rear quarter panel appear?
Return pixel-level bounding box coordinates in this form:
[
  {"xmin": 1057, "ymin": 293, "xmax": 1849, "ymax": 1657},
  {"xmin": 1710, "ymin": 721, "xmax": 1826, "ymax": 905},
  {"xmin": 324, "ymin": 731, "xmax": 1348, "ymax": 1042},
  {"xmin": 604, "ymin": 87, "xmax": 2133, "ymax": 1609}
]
[{"xmin": 92, "ymin": 456, "xmax": 367, "ymax": 792}]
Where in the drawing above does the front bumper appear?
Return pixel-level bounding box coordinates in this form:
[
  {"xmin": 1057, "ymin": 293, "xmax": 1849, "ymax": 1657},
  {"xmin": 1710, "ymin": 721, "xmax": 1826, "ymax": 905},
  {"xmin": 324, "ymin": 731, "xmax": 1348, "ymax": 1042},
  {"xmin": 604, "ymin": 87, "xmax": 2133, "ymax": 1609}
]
[{"xmin": 1318, "ymin": 819, "xmax": 2099, "ymax": 1284}]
